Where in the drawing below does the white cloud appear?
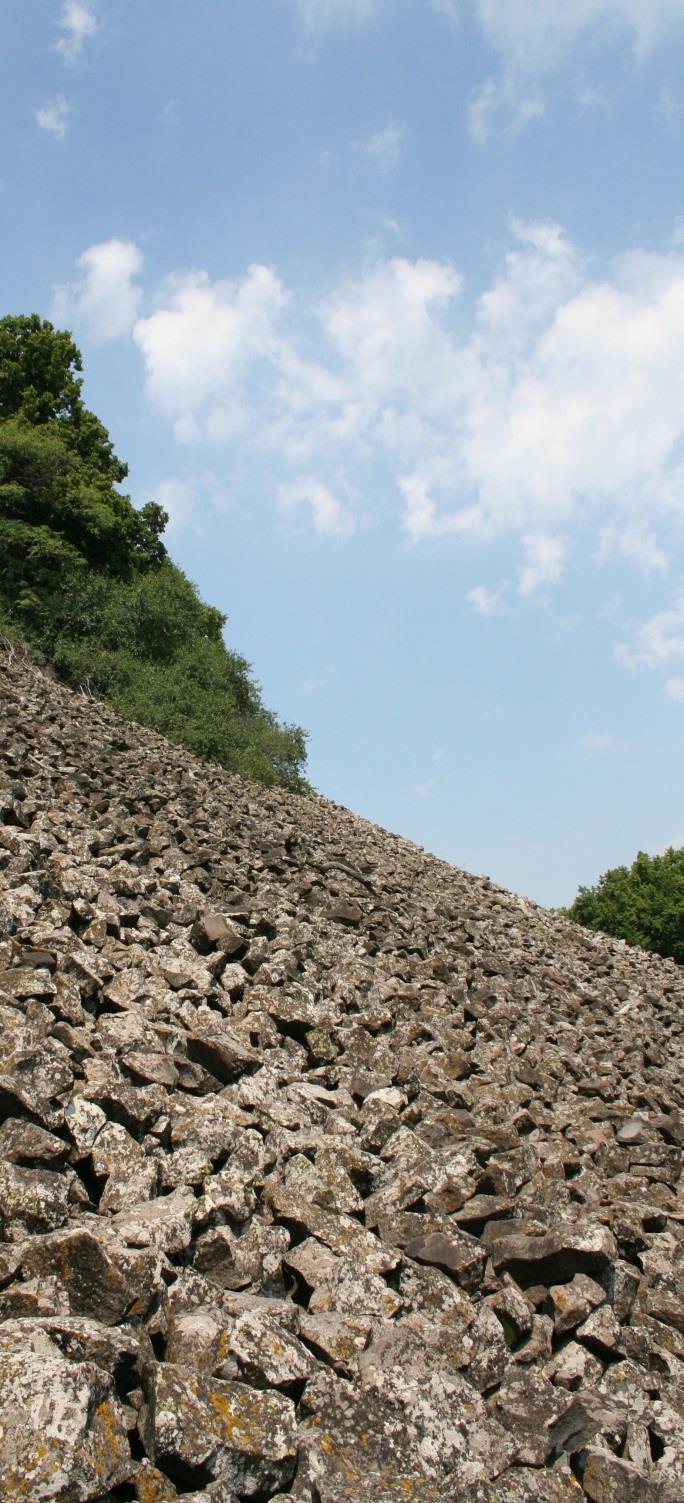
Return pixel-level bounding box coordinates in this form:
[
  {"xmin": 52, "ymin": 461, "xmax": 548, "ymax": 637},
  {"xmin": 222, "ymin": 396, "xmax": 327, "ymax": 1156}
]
[
  {"xmin": 616, "ymin": 594, "xmax": 684, "ymax": 671},
  {"xmin": 302, "ymin": 667, "xmax": 335, "ymax": 692},
  {"xmin": 153, "ymin": 478, "xmax": 197, "ymax": 537},
  {"xmin": 53, "ymin": 240, "xmax": 143, "ymax": 342},
  {"xmin": 278, "ymin": 479, "xmax": 355, "ymax": 539},
  {"xmin": 467, "ymin": 77, "xmax": 545, "ymax": 144},
  {"xmin": 160, "ymin": 99, "xmax": 179, "ymax": 129},
  {"xmin": 68, "ymin": 220, "xmax": 684, "ymax": 562},
  {"xmin": 665, "ymin": 676, "xmax": 684, "ymax": 699},
  {"xmin": 133, "ymin": 265, "xmax": 287, "ymax": 435},
  {"xmin": 460, "ymin": 2, "xmax": 684, "ymax": 138},
  {"xmin": 55, "ymin": 1, "xmax": 97, "ymax": 64},
  {"xmin": 356, "ymin": 121, "xmax": 406, "ymax": 174},
  {"xmin": 575, "ymin": 78, "xmax": 611, "ymax": 111},
  {"xmin": 467, "ymin": 0, "xmax": 684, "ymax": 77},
  {"xmin": 466, "ymin": 584, "xmax": 506, "ymax": 615},
  {"xmin": 35, "ymin": 96, "xmax": 72, "ymax": 140},
  {"xmin": 291, "ymin": 0, "xmax": 380, "ymax": 33},
  {"xmin": 412, "ymin": 780, "xmax": 434, "ymax": 800},
  {"xmin": 518, "ymin": 533, "xmax": 566, "ymax": 595},
  {"xmin": 596, "ymin": 592, "xmax": 623, "ymax": 620},
  {"xmin": 655, "ymin": 84, "xmax": 679, "ymax": 126},
  {"xmin": 579, "ymin": 730, "xmax": 617, "ymax": 751},
  {"xmin": 597, "ymin": 523, "xmax": 669, "ymax": 574}
]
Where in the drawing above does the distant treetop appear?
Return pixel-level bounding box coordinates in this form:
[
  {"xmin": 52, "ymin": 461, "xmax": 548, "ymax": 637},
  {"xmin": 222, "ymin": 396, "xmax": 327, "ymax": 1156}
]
[{"xmin": 562, "ymin": 846, "xmax": 684, "ymax": 964}]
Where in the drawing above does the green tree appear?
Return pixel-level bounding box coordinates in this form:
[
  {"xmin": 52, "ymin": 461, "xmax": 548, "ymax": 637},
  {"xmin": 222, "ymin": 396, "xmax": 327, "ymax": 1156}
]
[
  {"xmin": 0, "ymin": 314, "xmax": 308, "ymax": 791},
  {"xmin": 0, "ymin": 418, "xmax": 166, "ymax": 583},
  {"xmin": 562, "ymin": 848, "xmax": 684, "ymax": 964},
  {"xmin": 0, "ymin": 313, "xmax": 127, "ymax": 482}
]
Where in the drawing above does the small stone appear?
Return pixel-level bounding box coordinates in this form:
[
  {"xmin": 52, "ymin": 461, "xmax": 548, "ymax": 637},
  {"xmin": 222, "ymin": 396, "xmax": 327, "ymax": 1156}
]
[
  {"xmin": 404, "ymin": 1229, "xmax": 487, "ymax": 1291},
  {"xmin": 550, "ymin": 1273, "xmax": 606, "ymax": 1335}
]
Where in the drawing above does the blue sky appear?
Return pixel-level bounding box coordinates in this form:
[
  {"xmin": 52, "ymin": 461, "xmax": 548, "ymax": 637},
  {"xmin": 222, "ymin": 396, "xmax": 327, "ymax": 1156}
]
[{"xmin": 4, "ymin": 0, "xmax": 684, "ymax": 905}]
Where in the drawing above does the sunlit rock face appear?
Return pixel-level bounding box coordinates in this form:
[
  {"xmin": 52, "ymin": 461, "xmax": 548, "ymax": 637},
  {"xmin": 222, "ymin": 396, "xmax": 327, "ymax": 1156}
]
[{"xmin": 0, "ymin": 644, "xmax": 682, "ymax": 1503}]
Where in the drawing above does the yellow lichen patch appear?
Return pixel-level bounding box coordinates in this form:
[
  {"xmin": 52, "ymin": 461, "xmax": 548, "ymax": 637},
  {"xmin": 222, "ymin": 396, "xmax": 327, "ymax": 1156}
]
[{"xmin": 135, "ymin": 1462, "xmax": 179, "ymax": 1502}]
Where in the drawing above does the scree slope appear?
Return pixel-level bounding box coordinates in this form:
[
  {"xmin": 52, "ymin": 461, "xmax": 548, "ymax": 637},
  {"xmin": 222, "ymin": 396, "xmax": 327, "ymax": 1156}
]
[{"xmin": 0, "ymin": 645, "xmax": 682, "ymax": 1503}]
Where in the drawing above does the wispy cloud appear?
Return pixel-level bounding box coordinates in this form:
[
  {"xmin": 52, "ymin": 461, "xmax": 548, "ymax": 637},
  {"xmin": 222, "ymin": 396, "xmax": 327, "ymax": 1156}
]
[
  {"xmin": 467, "ymin": 77, "xmax": 545, "ymax": 144},
  {"xmin": 617, "ymin": 594, "xmax": 684, "ymax": 672},
  {"xmin": 55, "ymin": 1, "xmax": 97, "ymax": 64},
  {"xmin": 518, "ymin": 534, "xmax": 566, "ymax": 596},
  {"xmin": 356, "ymin": 120, "xmax": 406, "ymax": 174},
  {"xmin": 466, "ymin": 0, "xmax": 684, "ymax": 77},
  {"xmin": 466, "ymin": 584, "xmax": 506, "ymax": 616},
  {"xmin": 461, "ymin": 1, "xmax": 684, "ymax": 139},
  {"xmin": 665, "ymin": 677, "xmax": 684, "ymax": 700},
  {"xmin": 160, "ymin": 99, "xmax": 179, "ymax": 129},
  {"xmin": 596, "ymin": 593, "xmax": 623, "ymax": 620},
  {"xmin": 278, "ymin": 479, "xmax": 355, "ymax": 539},
  {"xmin": 302, "ymin": 667, "xmax": 336, "ymax": 693},
  {"xmin": 655, "ymin": 84, "xmax": 679, "ymax": 126},
  {"xmin": 579, "ymin": 731, "xmax": 618, "ymax": 752},
  {"xmin": 35, "ymin": 96, "xmax": 72, "ymax": 140},
  {"xmin": 597, "ymin": 523, "xmax": 668, "ymax": 575},
  {"xmin": 291, "ymin": 0, "xmax": 381, "ymax": 35},
  {"xmin": 153, "ymin": 478, "xmax": 197, "ymax": 537}
]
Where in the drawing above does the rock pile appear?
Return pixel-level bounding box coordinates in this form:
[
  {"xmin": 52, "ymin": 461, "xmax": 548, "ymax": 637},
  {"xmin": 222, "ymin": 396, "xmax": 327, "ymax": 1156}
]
[{"xmin": 0, "ymin": 643, "xmax": 682, "ymax": 1503}]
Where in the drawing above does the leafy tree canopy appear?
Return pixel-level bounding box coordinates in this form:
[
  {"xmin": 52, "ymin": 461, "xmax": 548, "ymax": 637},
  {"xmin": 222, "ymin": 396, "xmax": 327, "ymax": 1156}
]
[
  {"xmin": 0, "ymin": 314, "xmax": 308, "ymax": 791},
  {"xmin": 562, "ymin": 847, "xmax": 684, "ymax": 964},
  {"xmin": 0, "ymin": 314, "xmax": 127, "ymax": 482}
]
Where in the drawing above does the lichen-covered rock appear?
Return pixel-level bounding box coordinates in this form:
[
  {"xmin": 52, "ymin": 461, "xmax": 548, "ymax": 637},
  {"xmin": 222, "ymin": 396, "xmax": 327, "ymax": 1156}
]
[
  {"xmin": 300, "ymin": 1366, "xmax": 514, "ymax": 1502},
  {"xmin": 0, "ymin": 1323, "xmax": 131, "ymax": 1500},
  {"xmin": 142, "ymin": 1361, "xmax": 297, "ymax": 1494}
]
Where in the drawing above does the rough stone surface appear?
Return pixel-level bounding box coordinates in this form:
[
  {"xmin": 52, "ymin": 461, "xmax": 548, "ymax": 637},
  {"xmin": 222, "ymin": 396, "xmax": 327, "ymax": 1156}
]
[{"xmin": 0, "ymin": 644, "xmax": 683, "ymax": 1500}]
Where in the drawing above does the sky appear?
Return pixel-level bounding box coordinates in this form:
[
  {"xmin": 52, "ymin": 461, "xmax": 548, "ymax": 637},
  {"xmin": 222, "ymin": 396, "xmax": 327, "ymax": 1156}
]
[{"xmin": 3, "ymin": 0, "xmax": 684, "ymax": 906}]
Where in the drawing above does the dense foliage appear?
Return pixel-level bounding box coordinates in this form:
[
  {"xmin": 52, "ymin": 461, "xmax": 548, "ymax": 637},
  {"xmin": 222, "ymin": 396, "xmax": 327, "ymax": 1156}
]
[
  {"xmin": 562, "ymin": 847, "xmax": 684, "ymax": 964},
  {"xmin": 0, "ymin": 315, "xmax": 308, "ymax": 790}
]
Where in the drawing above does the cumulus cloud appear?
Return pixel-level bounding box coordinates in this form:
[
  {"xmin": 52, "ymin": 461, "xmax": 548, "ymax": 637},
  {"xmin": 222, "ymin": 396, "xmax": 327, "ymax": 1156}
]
[
  {"xmin": 35, "ymin": 96, "xmax": 72, "ymax": 140},
  {"xmin": 356, "ymin": 121, "xmax": 406, "ymax": 174},
  {"xmin": 55, "ymin": 1, "xmax": 97, "ymax": 63},
  {"xmin": 67, "ymin": 220, "xmax": 684, "ymax": 560},
  {"xmin": 53, "ymin": 240, "xmax": 143, "ymax": 342},
  {"xmin": 133, "ymin": 264, "xmax": 287, "ymax": 438}
]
